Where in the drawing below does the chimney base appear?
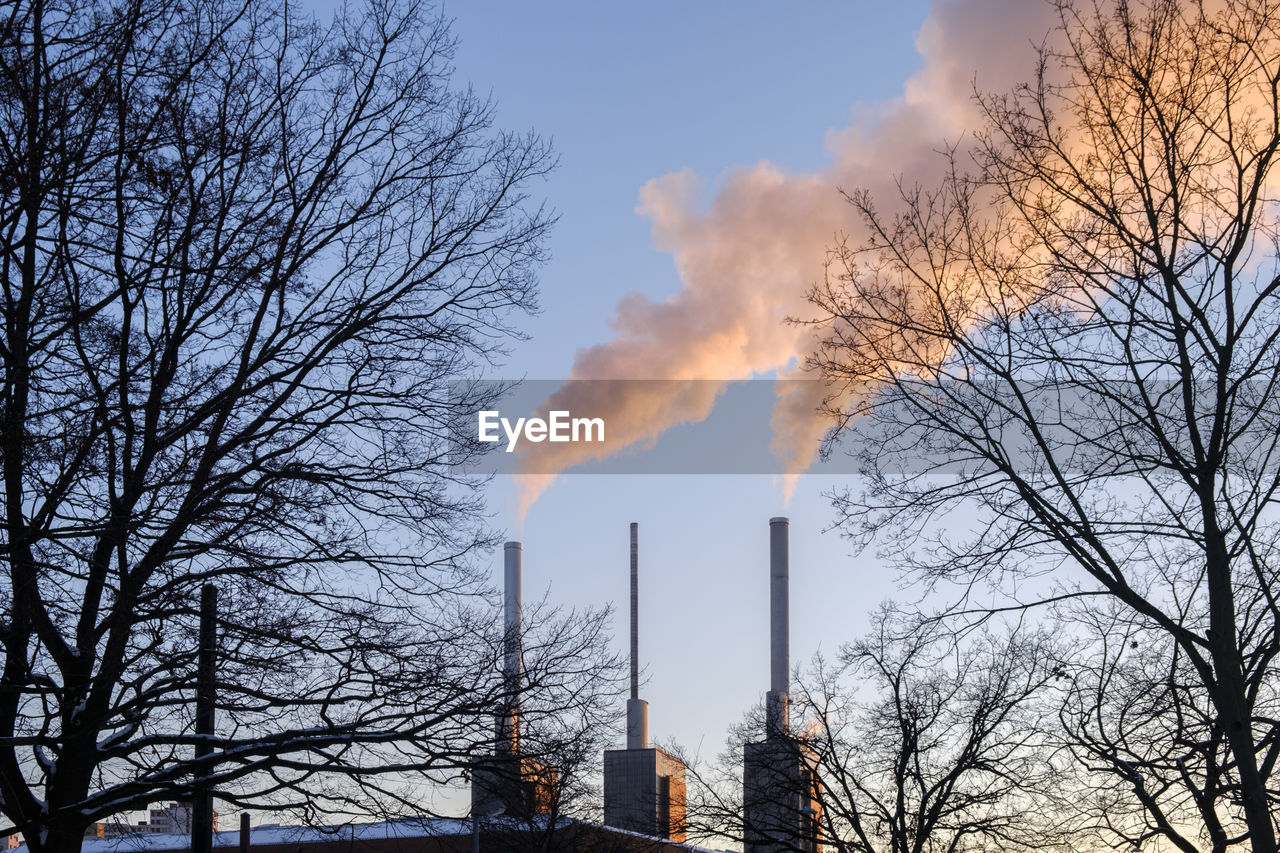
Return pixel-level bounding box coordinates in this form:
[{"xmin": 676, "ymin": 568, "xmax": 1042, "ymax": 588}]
[
  {"xmin": 626, "ymin": 698, "xmax": 649, "ymax": 750},
  {"xmin": 744, "ymin": 739, "xmax": 822, "ymax": 853}
]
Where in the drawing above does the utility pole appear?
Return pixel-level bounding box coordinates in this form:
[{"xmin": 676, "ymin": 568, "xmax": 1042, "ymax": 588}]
[{"xmin": 193, "ymin": 583, "xmax": 217, "ymax": 853}]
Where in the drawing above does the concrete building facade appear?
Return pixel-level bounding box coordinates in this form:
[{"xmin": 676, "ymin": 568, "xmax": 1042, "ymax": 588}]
[
  {"xmin": 742, "ymin": 518, "xmax": 822, "ymax": 853},
  {"xmin": 470, "ymin": 754, "xmax": 558, "ymax": 819},
  {"xmin": 602, "ymin": 524, "xmax": 688, "ymax": 842},
  {"xmin": 470, "ymin": 542, "xmax": 561, "ymax": 819},
  {"xmin": 603, "ymin": 747, "xmax": 686, "ymax": 841},
  {"xmin": 743, "ymin": 740, "xmax": 821, "ymax": 853}
]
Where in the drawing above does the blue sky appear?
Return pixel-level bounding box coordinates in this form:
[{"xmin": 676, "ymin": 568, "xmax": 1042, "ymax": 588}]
[
  {"xmin": 443, "ymin": 1, "xmax": 933, "ymax": 375},
  {"xmin": 436, "ymin": 1, "xmax": 941, "ymax": 763}
]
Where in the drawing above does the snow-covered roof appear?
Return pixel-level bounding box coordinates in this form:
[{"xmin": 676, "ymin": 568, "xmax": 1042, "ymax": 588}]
[
  {"xmin": 16, "ymin": 817, "xmax": 475, "ymax": 853},
  {"xmin": 14, "ymin": 816, "xmax": 728, "ymax": 853}
]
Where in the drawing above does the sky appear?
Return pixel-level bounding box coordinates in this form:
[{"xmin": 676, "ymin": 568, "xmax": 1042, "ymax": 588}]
[{"xmin": 429, "ymin": 0, "xmax": 1050, "ymax": 782}]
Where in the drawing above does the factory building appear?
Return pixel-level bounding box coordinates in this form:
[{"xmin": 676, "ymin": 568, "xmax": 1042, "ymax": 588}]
[
  {"xmin": 603, "ymin": 524, "xmax": 687, "ymax": 841},
  {"xmin": 470, "ymin": 541, "xmax": 559, "ymax": 819},
  {"xmin": 42, "ymin": 518, "xmax": 820, "ymax": 853},
  {"xmin": 742, "ymin": 518, "xmax": 822, "ymax": 853}
]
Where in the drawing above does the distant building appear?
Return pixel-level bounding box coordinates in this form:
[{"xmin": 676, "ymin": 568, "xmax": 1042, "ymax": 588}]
[
  {"xmin": 604, "ymin": 746, "xmax": 686, "ymax": 841},
  {"xmin": 742, "ymin": 519, "xmax": 822, "ymax": 853},
  {"xmin": 469, "ymin": 753, "xmax": 559, "ymax": 819},
  {"xmin": 743, "ymin": 739, "xmax": 822, "ymax": 853},
  {"xmin": 148, "ymin": 803, "xmax": 219, "ymax": 835},
  {"xmin": 602, "ymin": 524, "xmax": 688, "ymax": 843},
  {"xmin": 82, "ymin": 816, "xmax": 152, "ymax": 840},
  {"xmin": 470, "ymin": 542, "xmax": 563, "ymax": 819}
]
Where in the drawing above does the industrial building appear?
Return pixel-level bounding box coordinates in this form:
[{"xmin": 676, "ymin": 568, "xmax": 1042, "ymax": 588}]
[
  {"xmin": 470, "ymin": 542, "xmax": 558, "ymax": 819},
  {"xmin": 741, "ymin": 518, "xmax": 822, "ymax": 853},
  {"xmin": 473, "ymin": 518, "xmax": 822, "ymax": 851},
  {"xmin": 29, "ymin": 519, "xmax": 817, "ymax": 853},
  {"xmin": 602, "ymin": 524, "xmax": 687, "ymax": 841}
]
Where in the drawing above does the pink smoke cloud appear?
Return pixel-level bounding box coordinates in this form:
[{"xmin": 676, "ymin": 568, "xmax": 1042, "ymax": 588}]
[{"xmin": 516, "ymin": 0, "xmax": 1057, "ymax": 518}]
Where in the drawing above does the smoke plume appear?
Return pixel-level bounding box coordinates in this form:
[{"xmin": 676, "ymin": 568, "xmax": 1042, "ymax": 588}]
[{"xmin": 517, "ymin": 0, "xmax": 1055, "ymax": 517}]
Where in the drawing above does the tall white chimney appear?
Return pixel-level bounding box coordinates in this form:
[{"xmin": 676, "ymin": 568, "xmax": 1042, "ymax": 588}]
[
  {"xmin": 626, "ymin": 522, "xmax": 649, "ymax": 749},
  {"xmin": 500, "ymin": 540, "xmax": 522, "ymax": 754},
  {"xmin": 766, "ymin": 517, "xmax": 789, "ymax": 739}
]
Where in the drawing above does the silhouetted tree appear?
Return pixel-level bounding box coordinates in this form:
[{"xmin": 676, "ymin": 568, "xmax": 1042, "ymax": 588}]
[
  {"xmin": 678, "ymin": 613, "xmax": 1059, "ymax": 853},
  {"xmin": 792, "ymin": 615, "xmax": 1060, "ymax": 853},
  {"xmin": 1041, "ymin": 597, "xmax": 1278, "ymax": 853},
  {"xmin": 0, "ymin": 0, "xmax": 619, "ymax": 850},
  {"xmin": 810, "ymin": 0, "xmax": 1280, "ymax": 849}
]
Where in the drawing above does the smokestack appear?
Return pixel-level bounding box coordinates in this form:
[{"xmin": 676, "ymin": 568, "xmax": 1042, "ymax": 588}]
[
  {"xmin": 630, "ymin": 523, "xmax": 639, "ymax": 699},
  {"xmin": 766, "ymin": 517, "xmax": 789, "ymax": 739},
  {"xmin": 626, "ymin": 523, "xmax": 649, "ymax": 750},
  {"xmin": 501, "ymin": 541, "xmax": 522, "ymax": 754}
]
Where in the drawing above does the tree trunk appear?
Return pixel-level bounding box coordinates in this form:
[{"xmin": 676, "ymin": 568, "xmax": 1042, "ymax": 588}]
[
  {"xmin": 38, "ymin": 821, "xmax": 86, "ymax": 853},
  {"xmin": 1204, "ymin": 524, "xmax": 1276, "ymax": 853}
]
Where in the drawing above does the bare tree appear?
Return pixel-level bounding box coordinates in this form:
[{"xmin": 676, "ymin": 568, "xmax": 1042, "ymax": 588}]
[
  {"xmin": 0, "ymin": 0, "xmax": 623, "ymax": 850},
  {"xmin": 473, "ymin": 603, "xmax": 625, "ymax": 853},
  {"xmin": 809, "ymin": 0, "xmax": 1280, "ymax": 850},
  {"xmin": 795, "ymin": 615, "xmax": 1059, "ymax": 853},
  {"xmin": 1042, "ymin": 597, "xmax": 1280, "ymax": 853},
  {"xmin": 677, "ymin": 614, "xmax": 1059, "ymax": 853}
]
